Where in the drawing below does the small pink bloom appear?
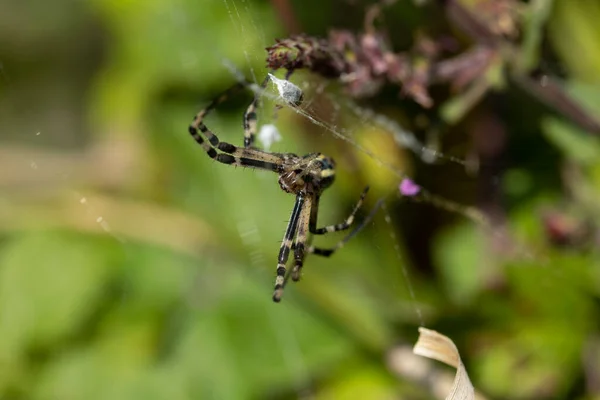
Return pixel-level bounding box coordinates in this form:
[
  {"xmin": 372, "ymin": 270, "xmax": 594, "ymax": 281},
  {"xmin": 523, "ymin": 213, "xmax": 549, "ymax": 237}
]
[{"xmin": 399, "ymin": 178, "xmax": 421, "ymax": 196}]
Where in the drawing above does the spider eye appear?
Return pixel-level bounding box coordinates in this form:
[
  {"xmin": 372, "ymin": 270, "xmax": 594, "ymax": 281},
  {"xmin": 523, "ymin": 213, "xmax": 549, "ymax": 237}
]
[{"xmin": 321, "ymin": 157, "xmax": 335, "ymax": 170}]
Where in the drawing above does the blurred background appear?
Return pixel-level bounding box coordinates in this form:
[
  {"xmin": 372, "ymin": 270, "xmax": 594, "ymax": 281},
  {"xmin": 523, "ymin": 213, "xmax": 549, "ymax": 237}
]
[{"xmin": 1, "ymin": 0, "xmax": 600, "ymax": 398}]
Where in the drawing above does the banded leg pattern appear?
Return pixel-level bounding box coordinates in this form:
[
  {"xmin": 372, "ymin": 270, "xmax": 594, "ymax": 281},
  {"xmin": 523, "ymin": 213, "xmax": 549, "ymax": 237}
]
[
  {"xmin": 189, "ymin": 81, "xmax": 284, "ymax": 172},
  {"xmin": 310, "ymin": 186, "xmax": 370, "ymax": 234},
  {"xmin": 189, "ymin": 83, "xmax": 244, "ymax": 150},
  {"xmin": 291, "ymin": 195, "xmax": 313, "ymax": 282},
  {"xmin": 273, "ymin": 193, "xmax": 305, "ymax": 302},
  {"xmin": 243, "ymin": 75, "xmax": 271, "ymax": 148},
  {"xmin": 307, "ymin": 196, "xmax": 384, "ymax": 258}
]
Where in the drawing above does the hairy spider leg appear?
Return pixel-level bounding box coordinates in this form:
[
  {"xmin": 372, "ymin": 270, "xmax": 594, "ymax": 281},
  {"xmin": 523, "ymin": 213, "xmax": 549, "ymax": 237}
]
[
  {"xmin": 291, "ymin": 194, "xmax": 313, "ymax": 282},
  {"xmin": 273, "ymin": 193, "xmax": 306, "ymax": 302},
  {"xmin": 310, "ymin": 186, "xmax": 370, "ymax": 234},
  {"xmin": 243, "ymin": 75, "xmax": 271, "ymax": 148},
  {"xmin": 308, "ymin": 196, "xmax": 383, "ymax": 258},
  {"xmin": 290, "ymin": 192, "xmax": 318, "ymax": 281},
  {"xmin": 189, "ymin": 81, "xmax": 283, "ymax": 172},
  {"xmin": 290, "ymin": 186, "xmax": 369, "ymax": 281}
]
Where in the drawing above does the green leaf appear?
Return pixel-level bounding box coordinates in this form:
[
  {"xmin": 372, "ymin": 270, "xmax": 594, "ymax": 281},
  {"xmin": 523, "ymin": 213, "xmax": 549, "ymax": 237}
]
[
  {"xmin": 549, "ymin": 0, "xmax": 600, "ymax": 82},
  {"xmin": 0, "ymin": 232, "xmax": 118, "ymax": 360},
  {"xmin": 542, "ymin": 117, "xmax": 600, "ymax": 166},
  {"xmin": 434, "ymin": 223, "xmax": 488, "ymax": 305},
  {"xmin": 171, "ymin": 261, "xmax": 357, "ymax": 399}
]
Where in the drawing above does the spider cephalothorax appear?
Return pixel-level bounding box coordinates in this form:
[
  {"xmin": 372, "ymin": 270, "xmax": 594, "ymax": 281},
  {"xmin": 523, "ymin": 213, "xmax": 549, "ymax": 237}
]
[
  {"xmin": 188, "ymin": 75, "xmax": 368, "ymax": 302},
  {"xmin": 278, "ymin": 153, "xmax": 336, "ymax": 195}
]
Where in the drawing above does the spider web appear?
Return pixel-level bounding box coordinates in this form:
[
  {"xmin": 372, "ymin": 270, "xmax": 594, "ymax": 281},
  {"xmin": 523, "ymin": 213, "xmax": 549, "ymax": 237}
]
[
  {"xmin": 0, "ymin": 0, "xmax": 558, "ymax": 398},
  {"xmin": 206, "ymin": 1, "xmax": 546, "ymax": 393},
  {"xmin": 217, "ymin": 0, "xmax": 537, "ymax": 324}
]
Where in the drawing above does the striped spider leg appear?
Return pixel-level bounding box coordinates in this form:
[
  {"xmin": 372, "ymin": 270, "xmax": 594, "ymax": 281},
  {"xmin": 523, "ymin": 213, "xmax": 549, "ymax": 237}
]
[
  {"xmin": 273, "ymin": 190, "xmax": 307, "ymax": 302},
  {"xmin": 189, "ymin": 74, "xmax": 271, "ymax": 157},
  {"xmin": 289, "ymin": 186, "xmax": 370, "ymax": 282},
  {"xmin": 271, "ymin": 153, "xmax": 336, "ymax": 302},
  {"xmin": 272, "ymin": 155, "xmax": 370, "ymax": 302},
  {"xmin": 274, "ymin": 185, "xmax": 371, "ymax": 302}
]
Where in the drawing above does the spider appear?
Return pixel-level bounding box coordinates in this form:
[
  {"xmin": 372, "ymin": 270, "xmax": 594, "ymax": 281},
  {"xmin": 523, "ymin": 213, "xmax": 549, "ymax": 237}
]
[{"xmin": 188, "ymin": 75, "xmax": 369, "ymax": 302}]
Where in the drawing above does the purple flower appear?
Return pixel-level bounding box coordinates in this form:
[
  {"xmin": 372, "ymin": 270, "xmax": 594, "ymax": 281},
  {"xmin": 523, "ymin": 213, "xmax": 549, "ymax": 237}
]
[{"xmin": 399, "ymin": 178, "xmax": 421, "ymax": 196}]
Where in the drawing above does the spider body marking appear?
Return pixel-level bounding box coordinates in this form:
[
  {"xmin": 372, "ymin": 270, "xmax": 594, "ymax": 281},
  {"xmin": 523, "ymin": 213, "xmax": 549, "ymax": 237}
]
[
  {"xmin": 278, "ymin": 153, "xmax": 335, "ymax": 194},
  {"xmin": 189, "ymin": 75, "xmax": 369, "ymax": 302}
]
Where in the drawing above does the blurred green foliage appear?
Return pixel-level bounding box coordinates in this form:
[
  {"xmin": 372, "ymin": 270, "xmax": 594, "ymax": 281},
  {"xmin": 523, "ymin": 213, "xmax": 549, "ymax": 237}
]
[{"xmin": 1, "ymin": 0, "xmax": 600, "ymax": 399}]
